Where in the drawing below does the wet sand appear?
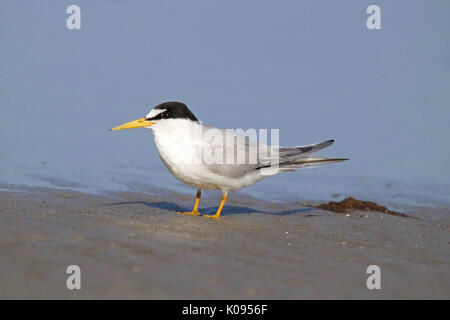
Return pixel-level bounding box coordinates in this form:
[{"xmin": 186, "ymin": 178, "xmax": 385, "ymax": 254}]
[{"xmin": 0, "ymin": 183, "xmax": 448, "ymax": 299}]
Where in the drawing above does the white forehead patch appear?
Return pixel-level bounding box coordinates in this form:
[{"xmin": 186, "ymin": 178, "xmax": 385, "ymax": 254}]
[{"xmin": 146, "ymin": 108, "xmax": 166, "ymax": 119}]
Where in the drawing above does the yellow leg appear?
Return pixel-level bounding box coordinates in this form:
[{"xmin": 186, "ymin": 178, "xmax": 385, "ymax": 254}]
[
  {"xmin": 177, "ymin": 189, "xmax": 201, "ymax": 216},
  {"xmin": 203, "ymin": 192, "xmax": 227, "ymax": 219}
]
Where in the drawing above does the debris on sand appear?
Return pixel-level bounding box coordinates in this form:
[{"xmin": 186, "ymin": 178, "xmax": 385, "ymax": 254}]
[{"xmin": 316, "ymin": 197, "xmax": 412, "ymax": 218}]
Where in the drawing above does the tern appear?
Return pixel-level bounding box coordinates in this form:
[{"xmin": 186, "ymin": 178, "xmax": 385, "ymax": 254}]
[{"xmin": 111, "ymin": 102, "xmax": 348, "ymax": 218}]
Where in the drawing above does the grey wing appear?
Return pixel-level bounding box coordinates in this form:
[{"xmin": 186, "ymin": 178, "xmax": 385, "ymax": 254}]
[
  {"xmin": 200, "ymin": 127, "xmax": 337, "ymax": 177},
  {"xmin": 200, "ymin": 128, "xmax": 266, "ymax": 178},
  {"xmin": 278, "ymin": 140, "xmax": 334, "ymax": 162},
  {"xmin": 256, "ymin": 139, "xmax": 337, "ymax": 170}
]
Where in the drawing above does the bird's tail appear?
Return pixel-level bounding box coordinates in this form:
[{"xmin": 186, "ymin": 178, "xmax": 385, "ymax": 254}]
[
  {"xmin": 275, "ymin": 140, "xmax": 348, "ymax": 171},
  {"xmin": 292, "ymin": 157, "xmax": 349, "ymax": 165}
]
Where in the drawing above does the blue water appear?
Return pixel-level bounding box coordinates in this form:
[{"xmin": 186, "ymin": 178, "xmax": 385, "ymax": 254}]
[{"xmin": 1, "ymin": 1, "xmax": 449, "ymax": 207}]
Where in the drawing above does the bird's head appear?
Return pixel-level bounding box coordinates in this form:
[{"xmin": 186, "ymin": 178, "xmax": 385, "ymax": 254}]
[{"xmin": 110, "ymin": 101, "xmax": 198, "ymax": 131}]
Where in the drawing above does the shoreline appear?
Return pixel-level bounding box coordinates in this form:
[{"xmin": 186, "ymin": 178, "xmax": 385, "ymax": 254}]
[{"xmin": 0, "ymin": 183, "xmax": 449, "ymax": 299}]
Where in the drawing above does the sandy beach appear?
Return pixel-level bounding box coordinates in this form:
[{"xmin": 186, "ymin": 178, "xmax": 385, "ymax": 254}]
[{"xmin": 0, "ymin": 183, "xmax": 448, "ymax": 299}]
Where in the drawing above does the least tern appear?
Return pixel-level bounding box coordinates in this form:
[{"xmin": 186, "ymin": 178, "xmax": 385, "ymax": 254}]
[{"xmin": 111, "ymin": 101, "xmax": 348, "ymax": 218}]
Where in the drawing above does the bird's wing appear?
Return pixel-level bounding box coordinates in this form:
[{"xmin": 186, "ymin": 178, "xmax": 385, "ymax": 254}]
[
  {"xmin": 199, "ymin": 127, "xmax": 345, "ymax": 177},
  {"xmin": 199, "ymin": 127, "xmax": 269, "ymax": 178},
  {"xmin": 278, "ymin": 140, "xmax": 334, "ymax": 160}
]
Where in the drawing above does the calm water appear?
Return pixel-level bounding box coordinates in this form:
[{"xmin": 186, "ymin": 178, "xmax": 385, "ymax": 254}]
[{"xmin": 1, "ymin": 1, "xmax": 449, "ymax": 207}]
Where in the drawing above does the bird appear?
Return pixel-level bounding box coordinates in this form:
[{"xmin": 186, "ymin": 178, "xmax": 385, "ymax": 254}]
[{"xmin": 111, "ymin": 101, "xmax": 348, "ymax": 219}]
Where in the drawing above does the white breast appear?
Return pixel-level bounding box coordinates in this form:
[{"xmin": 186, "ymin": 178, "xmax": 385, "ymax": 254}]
[{"xmin": 151, "ymin": 120, "xmax": 219, "ymax": 189}]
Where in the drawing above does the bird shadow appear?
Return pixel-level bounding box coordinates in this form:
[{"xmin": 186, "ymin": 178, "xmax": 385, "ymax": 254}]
[{"xmin": 107, "ymin": 201, "xmax": 315, "ymax": 216}]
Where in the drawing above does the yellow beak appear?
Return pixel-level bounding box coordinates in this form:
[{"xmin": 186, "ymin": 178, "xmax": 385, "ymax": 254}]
[{"xmin": 110, "ymin": 118, "xmax": 155, "ymax": 131}]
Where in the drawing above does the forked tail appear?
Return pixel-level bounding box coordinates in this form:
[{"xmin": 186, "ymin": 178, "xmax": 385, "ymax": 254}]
[{"xmin": 276, "ymin": 139, "xmax": 348, "ymax": 171}]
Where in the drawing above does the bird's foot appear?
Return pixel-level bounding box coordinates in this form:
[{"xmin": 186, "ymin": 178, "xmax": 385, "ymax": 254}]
[
  {"xmin": 176, "ymin": 210, "xmax": 200, "ymax": 216},
  {"xmin": 202, "ymin": 213, "xmax": 221, "ymax": 219}
]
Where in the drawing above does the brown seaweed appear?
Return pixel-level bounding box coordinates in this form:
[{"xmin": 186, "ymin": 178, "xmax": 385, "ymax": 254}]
[{"xmin": 316, "ymin": 197, "xmax": 412, "ymax": 218}]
